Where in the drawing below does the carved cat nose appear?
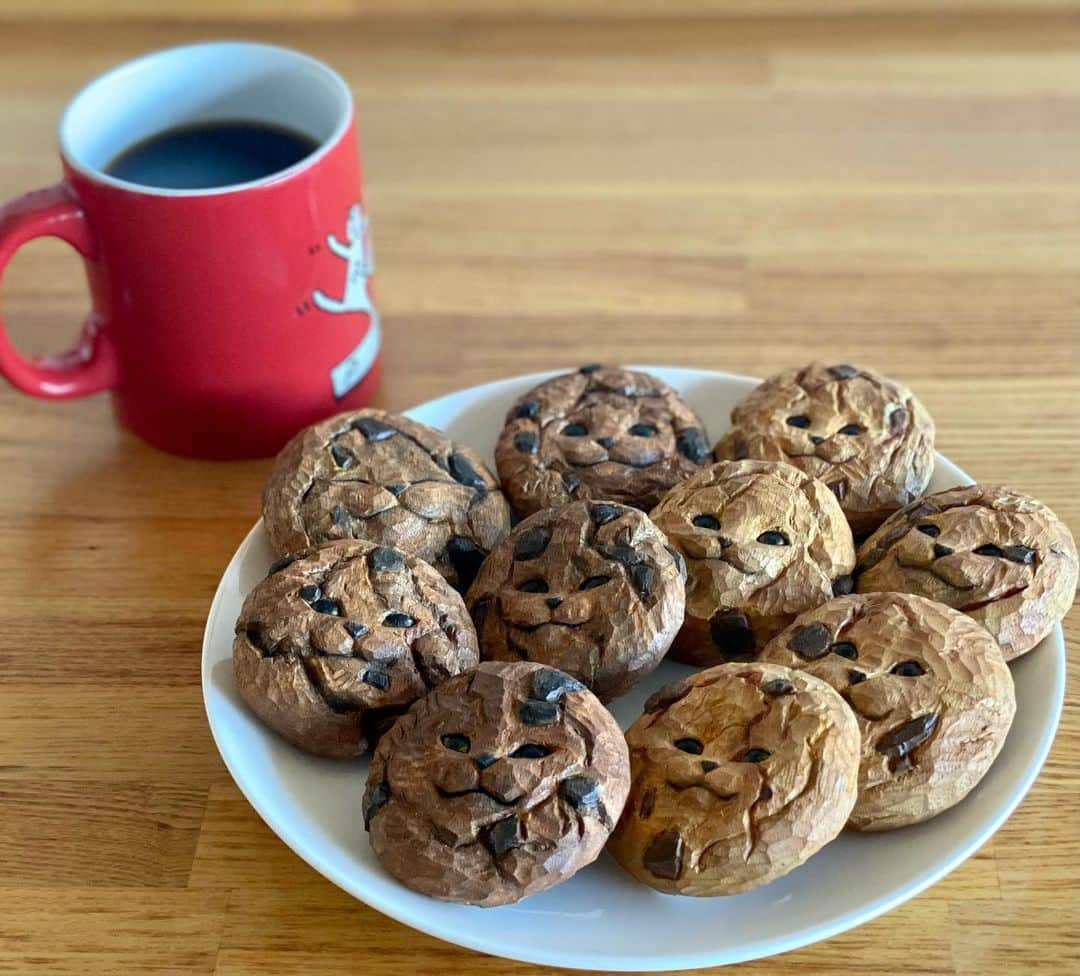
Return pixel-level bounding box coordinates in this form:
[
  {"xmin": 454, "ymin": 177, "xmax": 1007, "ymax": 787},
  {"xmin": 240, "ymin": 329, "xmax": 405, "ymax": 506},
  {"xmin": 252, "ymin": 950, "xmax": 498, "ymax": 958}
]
[
  {"xmin": 474, "ymin": 753, "xmax": 496, "ymax": 770},
  {"xmin": 933, "ymin": 543, "xmax": 953, "ymax": 558},
  {"xmin": 810, "ymin": 435, "xmax": 825, "ymax": 445},
  {"xmin": 546, "ymin": 597, "xmax": 563, "ymax": 609},
  {"xmin": 596, "ymin": 436, "xmax": 615, "ymax": 449}
]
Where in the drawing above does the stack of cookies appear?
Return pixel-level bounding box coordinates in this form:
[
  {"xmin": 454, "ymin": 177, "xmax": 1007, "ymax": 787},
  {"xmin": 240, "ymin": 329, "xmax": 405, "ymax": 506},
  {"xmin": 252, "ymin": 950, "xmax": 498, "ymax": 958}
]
[{"xmin": 234, "ymin": 362, "xmax": 1077, "ymax": 906}]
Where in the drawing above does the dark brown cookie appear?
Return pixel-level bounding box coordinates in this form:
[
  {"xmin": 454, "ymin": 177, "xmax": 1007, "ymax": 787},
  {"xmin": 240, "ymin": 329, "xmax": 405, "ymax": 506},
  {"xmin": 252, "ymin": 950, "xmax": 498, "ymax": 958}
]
[
  {"xmin": 607, "ymin": 662, "xmax": 859, "ymax": 895},
  {"xmin": 465, "ymin": 501, "xmax": 685, "ymax": 702},
  {"xmin": 714, "ymin": 362, "xmax": 935, "ymax": 535},
  {"xmin": 758, "ymin": 593, "xmax": 1015, "ymax": 830},
  {"xmin": 494, "ymin": 365, "xmax": 711, "ymax": 517},
  {"xmin": 262, "ymin": 409, "xmax": 512, "ymax": 591},
  {"xmin": 364, "ymin": 661, "xmax": 630, "ymax": 906},
  {"xmin": 856, "ymin": 484, "xmax": 1078, "ymax": 660},
  {"xmin": 650, "ymin": 460, "xmax": 855, "ymax": 667},
  {"xmin": 233, "ymin": 540, "xmax": 479, "ymax": 758}
]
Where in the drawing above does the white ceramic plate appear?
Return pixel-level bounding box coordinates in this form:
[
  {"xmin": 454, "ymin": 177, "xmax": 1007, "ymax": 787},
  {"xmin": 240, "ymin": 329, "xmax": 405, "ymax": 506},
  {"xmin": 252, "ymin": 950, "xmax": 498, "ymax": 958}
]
[{"xmin": 202, "ymin": 367, "xmax": 1064, "ymax": 971}]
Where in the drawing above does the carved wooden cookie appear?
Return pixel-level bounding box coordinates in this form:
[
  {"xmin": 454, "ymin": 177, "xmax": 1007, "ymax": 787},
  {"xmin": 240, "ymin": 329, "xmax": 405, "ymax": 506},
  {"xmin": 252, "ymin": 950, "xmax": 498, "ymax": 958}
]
[
  {"xmin": 856, "ymin": 484, "xmax": 1078, "ymax": 660},
  {"xmin": 465, "ymin": 500, "xmax": 685, "ymax": 702},
  {"xmin": 758, "ymin": 592, "xmax": 1016, "ymax": 831},
  {"xmin": 608, "ymin": 662, "xmax": 859, "ymax": 895},
  {"xmin": 714, "ymin": 362, "xmax": 935, "ymax": 535},
  {"xmin": 262, "ymin": 409, "xmax": 511, "ymax": 591},
  {"xmin": 364, "ymin": 661, "xmax": 630, "ymax": 906}
]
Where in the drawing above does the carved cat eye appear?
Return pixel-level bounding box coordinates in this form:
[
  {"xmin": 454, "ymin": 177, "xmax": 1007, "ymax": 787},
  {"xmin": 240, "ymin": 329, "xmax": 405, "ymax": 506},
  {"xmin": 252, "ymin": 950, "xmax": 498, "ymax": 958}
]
[
  {"xmin": 757, "ymin": 530, "xmax": 790, "ymax": 546},
  {"xmin": 674, "ymin": 737, "xmax": 704, "ymax": 755},
  {"xmin": 786, "ymin": 415, "xmax": 811, "ymax": 428},
  {"xmin": 974, "ymin": 543, "xmax": 1004, "ymax": 557},
  {"xmin": 519, "ymin": 578, "xmax": 549, "ymax": 593},
  {"xmin": 742, "ymin": 748, "xmax": 771, "ymax": 763},
  {"xmin": 510, "ymin": 743, "xmax": 551, "ymax": 759},
  {"xmin": 628, "ymin": 423, "xmax": 657, "ymax": 437},
  {"xmin": 831, "ymin": 641, "xmax": 857, "ymax": 660},
  {"xmin": 441, "ymin": 733, "xmax": 471, "ymax": 753},
  {"xmin": 562, "ymin": 422, "xmax": 588, "ymax": 437},
  {"xmin": 579, "ymin": 575, "xmax": 611, "ymax": 590},
  {"xmin": 838, "ymin": 423, "xmax": 864, "ymax": 435},
  {"xmin": 917, "ymin": 524, "xmax": 940, "ymax": 538},
  {"xmin": 692, "ymin": 514, "xmax": 721, "ymax": 530},
  {"xmin": 974, "ymin": 543, "xmax": 1036, "ymax": 565},
  {"xmin": 891, "ymin": 660, "xmax": 926, "ymax": 677}
]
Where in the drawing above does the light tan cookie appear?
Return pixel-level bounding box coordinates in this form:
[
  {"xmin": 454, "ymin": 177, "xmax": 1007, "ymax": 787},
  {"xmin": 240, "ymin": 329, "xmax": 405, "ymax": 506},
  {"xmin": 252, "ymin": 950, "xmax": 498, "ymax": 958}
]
[
  {"xmin": 607, "ymin": 662, "xmax": 859, "ymax": 895},
  {"xmin": 856, "ymin": 484, "xmax": 1078, "ymax": 660},
  {"xmin": 713, "ymin": 362, "xmax": 935, "ymax": 535},
  {"xmin": 364, "ymin": 661, "xmax": 630, "ymax": 906},
  {"xmin": 758, "ymin": 592, "xmax": 1015, "ymax": 831},
  {"xmin": 465, "ymin": 501, "xmax": 685, "ymax": 702},
  {"xmin": 262, "ymin": 409, "xmax": 511, "ymax": 591},
  {"xmin": 495, "ymin": 364, "xmax": 711, "ymax": 517},
  {"xmin": 649, "ymin": 460, "xmax": 855, "ymax": 667},
  {"xmin": 233, "ymin": 540, "xmax": 479, "ymax": 758}
]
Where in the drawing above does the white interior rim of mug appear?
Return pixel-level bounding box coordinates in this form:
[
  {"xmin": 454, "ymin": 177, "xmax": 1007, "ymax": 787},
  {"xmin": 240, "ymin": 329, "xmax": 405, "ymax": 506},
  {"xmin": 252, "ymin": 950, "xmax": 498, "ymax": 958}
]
[{"xmin": 59, "ymin": 41, "xmax": 353, "ymax": 198}]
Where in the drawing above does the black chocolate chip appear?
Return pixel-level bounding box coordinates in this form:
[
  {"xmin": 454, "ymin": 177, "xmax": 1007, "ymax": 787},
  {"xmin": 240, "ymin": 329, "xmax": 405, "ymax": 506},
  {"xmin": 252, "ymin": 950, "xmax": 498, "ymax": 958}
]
[
  {"xmin": 344, "ymin": 620, "xmax": 369, "ymax": 639},
  {"xmin": 519, "ymin": 699, "xmax": 560, "ymax": 726},
  {"xmin": 362, "ymin": 670, "xmax": 390, "ymax": 690},
  {"xmin": 441, "ymin": 732, "xmax": 471, "ymax": 752},
  {"xmin": 484, "ymin": 817, "xmax": 524, "ymax": 856},
  {"xmin": 532, "ymin": 667, "xmax": 586, "ymax": 702},
  {"xmin": 369, "ymin": 546, "xmax": 406, "ymax": 572},
  {"xmin": 514, "ymin": 431, "xmax": 539, "ymax": 454},
  {"xmin": 562, "ymin": 471, "xmax": 581, "ymax": 493},
  {"xmin": 383, "ymin": 612, "xmax": 415, "ymax": 628},
  {"xmin": 448, "ymin": 452, "xmax": 487, "ymax": 490},
  {"xmin": 590, "ymin": 503, "xmax": 621, "ymax": 526},
  {"xmin": 330, "ymin": 504, "xmax": 350, "ymax": 527},
  {"xmin": 514, "ymin": 526, "xmax": 552, "ymax": 561},
  {"xmin": 828, "ymin": 364, "xmax": 858, "ymax": 380},
  {"xmin": 742, "ymin": 747, "xmax": 771, "ymax": 763},
  {"xmin": 353, "ymin": 417, "xmax": 396, "ymax": 441},
  {"xmin": 692, "ymin": 514, "xmax": 721, "ymax": 530},
  {"xmin": 299, "ymin": 584, "xmax": 322, "ymax": 602},
  {"xmin": 560, "ymin": 775, "xmax": 609, "ymax": 826},
  {"xmin": 643, "ymin": 830, "xmax": 684, "ymax": 880},
  {"xmin": 330, "ymin": 444, "xmax": 354, "ymax": 468},
  {"xmin": 710, "ymin": 610, "xmax": 757, "ymax": 661},
  {"xmin": 891, "ymin": 660, "xmax": 926, "ymax": 677},
  {"xmin": 579, "ymin": 363, "xmax": 603, "ymax": 374},
  {"xmin": 674, "ymin": 737, "xmax": 703, "ymax": 755},
  {"xmin": 630, "ymin": 563, "xmax": 655, "ymax": 599},
  {"xmin": 311, "ymin": 598, "xmax": 341, "ymax": 616},
  {"xmin": 676, "ymin": 426, "xmax": 710, "ymax": 463},
  {"xmin": 644, "ymin": 679, "xmax": 692, "ymax": 714},
  {"xmin": 762, "ymin": 678, "xmax": 795, "ymax": 697},
  {"xmin": 831, "ymin": 641, "xmax": 858, "ymax": 660},
  {"xmin": 515, "ymin": 399, "xmax": 539, "ymax": 419},
  {"xmin": 876, "ymin": 713, "xmax": 938, "ymax": 760},
  {"xmin": 362, "ymin": 780, "xmax": 390, "ymax": 829},
  {"xmin": 832, "ymin": 574, "xmax": 855, "ymax": 596},
  {"xmin": 788, "ymin": 622, "xmax": 831, "ymax": 659},
  {"xmin": 267, "ymin": 554, "xmax": 299, "ymax": 576}
]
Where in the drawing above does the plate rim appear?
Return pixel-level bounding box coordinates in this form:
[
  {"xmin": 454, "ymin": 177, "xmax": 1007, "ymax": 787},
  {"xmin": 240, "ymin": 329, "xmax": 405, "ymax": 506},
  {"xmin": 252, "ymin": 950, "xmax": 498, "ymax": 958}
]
[{"xmin": 201, "ymin": 365, "xmax": 1066, "ymax": 972}]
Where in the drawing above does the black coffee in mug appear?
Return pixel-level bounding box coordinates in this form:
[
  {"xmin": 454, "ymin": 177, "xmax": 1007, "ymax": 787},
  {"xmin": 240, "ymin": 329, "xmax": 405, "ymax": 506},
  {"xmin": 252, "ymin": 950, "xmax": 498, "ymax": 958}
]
[{"xmin": 105, "ymin": 119, "xmax": 319, "ymax": 189}]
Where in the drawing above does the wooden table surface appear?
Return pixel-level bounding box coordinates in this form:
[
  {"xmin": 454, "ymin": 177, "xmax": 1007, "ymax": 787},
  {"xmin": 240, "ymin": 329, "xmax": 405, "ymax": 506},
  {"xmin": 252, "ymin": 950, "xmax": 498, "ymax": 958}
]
[{"xmin": 1, "ymin": 10, "xmax": 1077, "ymax": 976}]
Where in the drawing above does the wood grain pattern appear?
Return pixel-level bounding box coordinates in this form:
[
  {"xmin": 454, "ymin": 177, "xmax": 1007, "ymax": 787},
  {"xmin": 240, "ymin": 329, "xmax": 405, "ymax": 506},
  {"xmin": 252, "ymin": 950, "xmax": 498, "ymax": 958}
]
[{"xmin": 0, "ymin": 10, "xmax": 1077, "ymax": 975}]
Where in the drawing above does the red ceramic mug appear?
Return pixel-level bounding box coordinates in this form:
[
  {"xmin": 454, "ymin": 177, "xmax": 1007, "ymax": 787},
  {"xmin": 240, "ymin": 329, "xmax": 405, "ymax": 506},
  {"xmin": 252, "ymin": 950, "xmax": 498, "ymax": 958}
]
[{"xmin": 0, "ymin": 42, "xmax": 380, "ymax": 458}]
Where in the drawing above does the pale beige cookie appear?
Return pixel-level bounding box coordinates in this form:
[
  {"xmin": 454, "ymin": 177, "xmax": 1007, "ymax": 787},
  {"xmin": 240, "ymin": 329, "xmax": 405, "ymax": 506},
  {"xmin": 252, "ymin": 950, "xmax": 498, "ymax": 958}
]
[
  {"xmin": 649, "ymin": 459, "xmax": 855, "ymax": 667},
  {"xmin": 758, "ymin": 592, "xmax": 1016, "ymax": 831},
  {"xmin": 364, "ymin": 661, "xmax": 630, "ymax": 906},
  {"xmin": 856, "ymin": 484, "xmax": 1078, "ymax": 660},
  {"xmin": 233, "ymin": 540, "xmax": 479, "ymax": 758},
  {"xmin": 607, "ymin": 662, "xmax": 859, "ymax": 895},
  {"xmin": 495, "ymin": 364, "xmax": 711, "ymax": 517},
  {"xmin": 465, "ymin": 500, "xmax": 686, "ymax": 702},
  {"xmin": 262, "ymin": 409, "xmax": 511, "ymax": 591},
  {"xmin": 713, "ymin": 362, "xmax": 935, "ymax": 535}
]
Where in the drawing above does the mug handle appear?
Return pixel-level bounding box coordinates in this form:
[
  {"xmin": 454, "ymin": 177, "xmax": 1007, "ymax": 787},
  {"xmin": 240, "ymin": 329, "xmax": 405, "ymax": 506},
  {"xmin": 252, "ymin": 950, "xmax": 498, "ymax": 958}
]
[{"xmin": 0, "ymin": 183, "xmax": 118, "ymax": 397}]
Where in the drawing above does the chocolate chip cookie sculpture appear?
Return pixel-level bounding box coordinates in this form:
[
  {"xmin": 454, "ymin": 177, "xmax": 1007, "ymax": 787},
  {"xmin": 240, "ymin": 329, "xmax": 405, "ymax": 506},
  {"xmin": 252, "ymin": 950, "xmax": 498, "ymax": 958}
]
[
  {"xmin": 856, "ymin": 485, "xmax": 1078, "ymax": 660},
  {"xmin": 495, "ymin": 365, "xmax": 711, "ymax": 516},
  {"xmin": 714, "ymin": 363, "xmax": 935, "ymax": 535},
  {"xmin": 465, "ymin": 501, "xmax": 685, "ymax": 702},
  {"xmin": 650, "ymin": 460, "xmax": 855, "ymax": 667},
  {"xmin": 364, "ymin": 661, "xmax": 630, "ymax": 906},
  {"xmin": 263, "ymin": 409, "xmax": 511, "ymax": 591},
  {"xmin": 233, "ymin": 540, "xmax": 479, "ymax": 758},
  {"xmin": 608, "ymin": 663, "xmax": 859, "ymax": 895},
  {"xmin": 758, "ymin": 593, "xmax": 1016, "ymax": 831}
]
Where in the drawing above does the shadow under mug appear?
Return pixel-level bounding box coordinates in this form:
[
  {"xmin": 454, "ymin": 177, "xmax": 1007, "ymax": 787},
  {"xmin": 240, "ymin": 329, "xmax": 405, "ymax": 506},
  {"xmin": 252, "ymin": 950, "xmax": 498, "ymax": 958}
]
[{"xmin": 0, "ymin": 41, "xmax": 380, "ymax": 459}]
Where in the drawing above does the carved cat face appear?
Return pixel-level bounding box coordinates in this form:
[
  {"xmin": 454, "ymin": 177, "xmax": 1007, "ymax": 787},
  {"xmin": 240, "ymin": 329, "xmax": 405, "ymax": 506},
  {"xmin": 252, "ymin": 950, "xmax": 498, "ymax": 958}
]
[
  {"xmin": 364, "ymin": 662, "xmax": 629, "ymax": 906},
  {"xmin": 856, "ymin": 484, "xmax": 1078, "ymax": 659}
]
